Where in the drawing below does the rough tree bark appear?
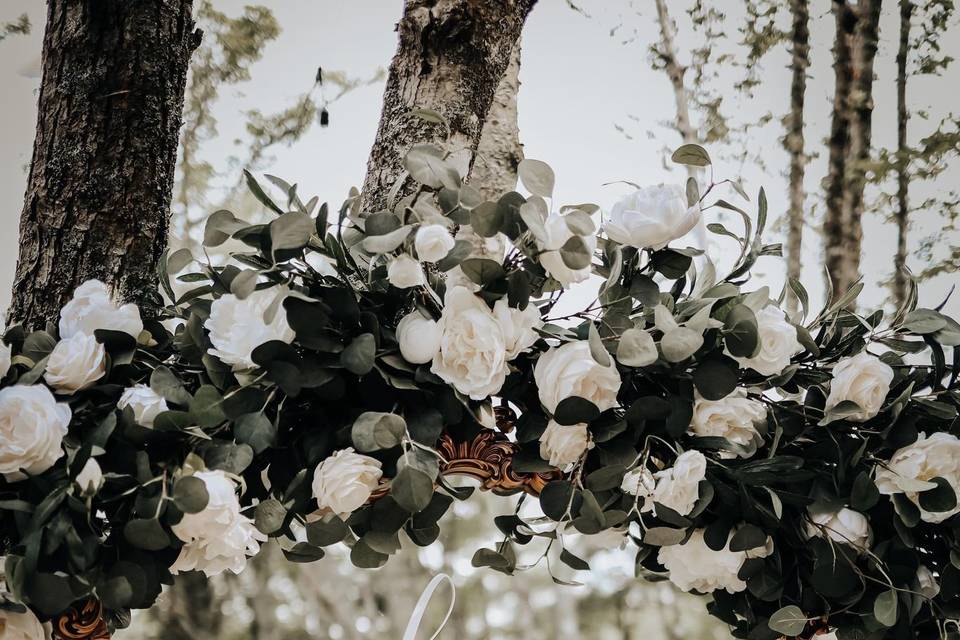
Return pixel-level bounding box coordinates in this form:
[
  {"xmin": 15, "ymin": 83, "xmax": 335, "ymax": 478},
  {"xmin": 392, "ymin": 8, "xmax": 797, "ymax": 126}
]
[
  {"xmin": 10, "ymin": 0, "xmax": 200, "ymax": 329},
  {"xmin": 360, "ymin": 0, "xmax": 537, "ymax": 213},
  {"xmin": 893, "ymin": 0, "xmax": 913, "ymax": 306},
  {"xmin": 468, "ymin": 39, "xmax": 524, "ymax": 200},
  {"xmin": 784, "ymin": 0, "xmax": 810, "ymax": 314},
  {"xmin": 823, "ymin": 0, "xmax": 882, "ymax": 300}
]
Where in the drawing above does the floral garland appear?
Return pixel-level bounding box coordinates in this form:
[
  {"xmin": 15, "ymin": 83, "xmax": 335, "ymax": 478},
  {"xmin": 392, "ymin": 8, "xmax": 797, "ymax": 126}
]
[{"xmin": 1, "ymin": 140, "xmax": 959, "ymax": 640}]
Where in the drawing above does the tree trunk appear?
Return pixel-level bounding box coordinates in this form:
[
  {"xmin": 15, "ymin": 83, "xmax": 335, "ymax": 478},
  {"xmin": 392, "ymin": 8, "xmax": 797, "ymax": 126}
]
[
  {"xmin": 784, "ymin": 0, "xmax": 810, "ymax": 314},
  {"xmin": 468, "ymin": 39, "xmax": 524, "ymax": 200},
  {"xmin": 893, "ymin": 0, "xmax": 913, "ymax": 306},
  {"xmin": 360, "ymin": 0, "xmax": 537, "ymax": 213},
  {"xmin": 823, "ymin": 0, "xmax": 857, "ymax": 299},
  {"xmin": 10, "ymin": 0, "xmax": 199, "ymax": 329},
  {"xmin": 653, "ymin": 0, "xmax": 697, "ymax": 162}
]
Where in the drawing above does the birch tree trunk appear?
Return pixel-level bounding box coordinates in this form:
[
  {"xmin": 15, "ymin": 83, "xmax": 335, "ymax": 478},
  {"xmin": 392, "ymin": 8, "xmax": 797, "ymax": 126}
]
[
  {"xmin": 893, "ymin": 0, "xmax": 913, "ymax": 306},
  {"xmin": 823, "ymin": 0, "xmax": 882, "ymax": 300},
  {"xmin": 653, "ymin": 0, "xmax": 697, "ymax": 162},
  {"xmin": 784, "ymin": 0, "xmax": 810, "ymax": 314},
  {"xmin": 10, "ymin": 0, "xmax": 199, "ymax": 329},
  {"xmin": 360, "ymin": 0, "xmax": 537, "ymax": 213}
]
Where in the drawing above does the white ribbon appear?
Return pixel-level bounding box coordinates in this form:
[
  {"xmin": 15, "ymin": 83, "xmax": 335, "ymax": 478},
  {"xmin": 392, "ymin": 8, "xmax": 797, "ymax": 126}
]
[{"xmin": 402, "ymin": 573, "xmax": 456, "ymax": 640}]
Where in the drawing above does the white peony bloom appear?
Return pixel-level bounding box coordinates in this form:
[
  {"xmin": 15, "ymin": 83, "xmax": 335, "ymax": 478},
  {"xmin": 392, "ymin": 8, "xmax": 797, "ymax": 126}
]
[
  {"xmin": 689, "ymin": 388, "xmax": 767, "ymax": 458},
  {"xmin": 205, "ymin": 288, "xmax": 296, "ymax": 370},
  {"xmin": 0, "ymin": 606, "xmax": 46, "ymax": 640},
  {"xmin": 875, "ymin": 432, "xmax": 960, "ymax": 523},
  {"xmin": 537, "ymin": 213, "xmax": 597, "ymax": 287},
  {"xmin": 396, "ymin": 311, "xmax": 442, "ymax": 365},
  {"xmin": 539, "ymin": 420, "xmax": 592, "ymax": 469},
  {"xmin": 533, "ymin": 341, "xmax": 621, "ymax": 415},
  {"xmin": 0, "ymin": 385, "xmax": 71, "ymax": 481},
  {"xmin": 824, "ymin": 351, "xmax": 894, "ymax": 422},
  {"xmin": 415, "ymin": 224, "xmax": 456, "ymax": 262},
  {"xmin": 312, "ymin": 448, "xmax": 383, "ymax": 516},
  {"xmin": 44, "ymin": 333, "xmax": 106, "ymax": 394},
  {"xmin": 75, "ymin": 457, "xmax": 103, "ymax": 495},
  {"xmin": 431, "ymin": 287, "xmax": 509, "ymax": 400},
  {"xmin": 387, "ymin": 254, "xmax": 426, "ymax": 289},
  {"xmin": 658, "ymin": 529, "xmax": 772, "ymax": 594},
  {"xmin": 59, "ymin": 279, "xmax": 143, "ymax": 339},
  {"xmin": 650, "ymin": 450, "xmax": 707, "ymax": 516},
  {"xmin": 728, "ymin": 305, "xmax": 801, "ymax": 376},
  {"xmin": 605, "ymin": 184, "xmax": 701, "ymax": 251},
  {"xmin": 118, "ymin": 384, "xmax": 169, "ymax": 428},
  {"xmin": 171, "ymin": 470, "xmax": 266, "ymax": 576},
  {"xmin": 621, "ymin": 465, "xmax": 656, "ymax": 500},
  {"xmin": 805, "ymin": 505, "xmax": 873, "ymax": 551},
  {"xmin": 493, "ymin": 298, "xmax": 542, "ymax": 360},
  {"xmin": 917, "ymin": 565, "xmax": 940, "ymax": 599}
]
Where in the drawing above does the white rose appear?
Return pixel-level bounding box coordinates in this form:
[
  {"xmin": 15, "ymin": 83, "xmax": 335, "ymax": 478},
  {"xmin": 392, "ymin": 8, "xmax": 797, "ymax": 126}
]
[
  {"xmin": 533, "ymin": 341, "xmax": 621, "ymax": 414},
  {"xmin": 387, "ymin": 254, "xmax": 426, "ymax": 289},
  {"xmin": 0, "ymin": 606, "xmax": 46, "ymax": 640},
  {"xmin": 805, "ymin": 505, "xmax": 873, "ymax": 551},
  {"xmin": 415, "ymin": 224, "xmax": 455, "ymax": 262},
  {"xmin": 118, "ymin": 384, "xmax": 169, "ymax": 428},
  {"xmin": 205, "ymin": 288, "xmax": 296, "ymax": 370},
  {"xmin": 396, "ymin": 311, "xmax": 441, "ymax": 364},
  {"xmin": 0, "ymin": 385, "xmax": 71, "ymax": 481},
  {"xmin": 171, "ymin": 470, "xmax": 266, "ymax": 576},
  {"xmin": 621, "ymin": 465, "xmax": 656, "ymax": 500},
  {"xmin": 493, "ymin": 298, "xmax": 542, "ymax": 360},
  {"xmin": 75, "ymin": 457, "xmax": 103, "ymax": 495},
  {"xmin": 59, "ymin": 279, "xmax": 143, "ymax": 339},
  {"xmin": 538, "ymin": 213, "xmax": 597, "ymax": 287},
  {"xmin": 539, "ymin": 420, "xmax": 592, "ymax": 469},
  {"xmin": 431, "ymin": 287, "xmax": 509, "ymax": 400},
  {"xmin": 824, "ymin": 352, "xmax": 894, "ymax": 422},
  {"xmin": 312, "ymin": 448, "xmax": 383, "ymax": 516},
  {"xmin": 875, "ymin": 432, "xmax": 960, "ymax": 523},
  {"xmin": 44, "ymin": 333, "xmax": 106, "ymax": 394},
  {"xmin": 917, "ymin": 565, "xmax": 940, "ymax": 599},
  {"xmin": 689, "ymin": 388, "xmax": 767, "ymax": 458},
  {"xmin": 605, "ymin": 184, "xmax": 701, "ymax": 250},
  {"xmin": 650, "ymin": 450, "xmax": 707, "ymax": 516},
  {"xmin": 728, "ymin": 305, "xmax": 801, "ymax": 376},
  {"xmin": 658, "ymin": 529, "xmax": 772, "ymax": 594}
]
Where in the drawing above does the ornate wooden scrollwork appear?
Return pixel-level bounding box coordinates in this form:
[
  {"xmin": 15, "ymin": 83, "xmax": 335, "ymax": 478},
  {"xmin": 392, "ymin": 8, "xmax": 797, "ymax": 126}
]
[
  {"xmin": 50, "ymin": 417, "xmax": 559, "ymax": 639},
  {"xmin": 50, "ymin": 598, "xmax": 110, "ymax": 640}
]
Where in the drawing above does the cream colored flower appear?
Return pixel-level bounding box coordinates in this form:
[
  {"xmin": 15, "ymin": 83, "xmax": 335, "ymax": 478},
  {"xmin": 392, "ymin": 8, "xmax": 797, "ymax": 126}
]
[
  {"xmin": 0, "ymin": 385, "xmax": 71, "ymax": 481},
  {"xmin": 0, "ymin": 606, "xmax": 47, "ymax": 640},
  {"xmin": 805, "ymin": 505, "xmax": 873, "ymax": 552},
  {"xmin": 689, "ymin": 388, "xmax": 767, "ymax": 459},
  {"xmin": 387, "ymin": 254, "xmax": 426, "ymax": 289},
  {"xmin": 605, "ymin": 183, "xmax": 700, "ymax": 250},
  {"xmin": 875, "ymin": 432, "xmax": 960, "ymax": 523},
  {"xmin": 312, "ymin": 448, "xmax": 383, "ymax": 516},
  {"xmin": 431, "ymin": 287, "xmax": 509, "ymax": 400},
  {"xmin": 539, "ymin": 420, "xmax": 592, "ymax": 468},
  {"xmin": 415, "ymin": 224, "xmax": 456, "ymax": 262},
  {"xmin": 537, "ymin": 213, "xmax": 596, "ymax": 287},
  {"xmin": 44, "ymin": 333, "xmax": 106, "ymax": 394},
  {"xmin": 75, "ymin": 457, "xmax": 104, "ymax": 495},
  {"xmin": 493, "ymin": 298, "xmax": 542, "ymax": 360},
  {"xmin": 727, "ymin": 306, "xmax": 801, "ymax": 376},
  {"xmin": 649, "ymin": 450, "xmax": 707, "ymax": 516},
  {"xmin": 118, "ymin": 384, "xmax": 169, "ymax": 428},
  {"xmin": 824, "ymin": 351, "xmax": 894, "ymax": 422},
  {"xmin": 534, "ymin": 341, "xmax": 621, "ymax": 415},
  {"xmin": 396, "ymin": 311, "xmax": 442, "ymax": 365},
  {"xmin": 205, "ymin": 288, "xmax": 295, "ymax": 370},
  {"xmin": 658, "ymin": 529, "xmax": 773, "ymax": 594},
  {"xmin": 170, "ymin": 470, "xmax": 266, "ymax": 576},
  {"xmin": 59, "ymin": 279, "xmax": 143, "ymax": 339}
]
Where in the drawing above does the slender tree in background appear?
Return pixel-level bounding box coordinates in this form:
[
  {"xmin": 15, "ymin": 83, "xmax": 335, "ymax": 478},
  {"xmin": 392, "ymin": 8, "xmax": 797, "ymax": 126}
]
[
  {"xmin": 652, "ymin": 0, "xmax": 697, "ymax": 159},
  {"xmin": 784, "ymin": 0, "xmax": 810, "ymax": 314},
  {"xmin": 823, "ymin": 0, "xmax": 882, "ymax": 300},
  {"xmin": 360, "ymin": 0, "xmax": 537, "ymax": 212},
  {"xmin": 893, "ymin": 0, "xmax": 913, "ymax": 305},
  {"xmin": 10, "ymin": 0, "xmax": 199, "ymax": 328}
]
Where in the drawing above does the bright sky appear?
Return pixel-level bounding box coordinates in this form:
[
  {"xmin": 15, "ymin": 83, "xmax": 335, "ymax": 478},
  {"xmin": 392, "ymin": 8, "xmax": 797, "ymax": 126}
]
[{"xmin": 1, "ymin": 0, "xmax": 957, "ymax": 318}]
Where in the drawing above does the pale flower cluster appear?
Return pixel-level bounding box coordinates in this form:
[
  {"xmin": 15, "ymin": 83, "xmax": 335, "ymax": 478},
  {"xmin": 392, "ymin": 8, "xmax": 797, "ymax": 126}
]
[
  {"xmin": 622, "ymin": 450, "xmax": 707, "ymax": 517},
  {"xmin": 875, "ymin": 432, "xmax": 960, "ymax": 523},
  {"xmin": 689, "ymin": 388, "xmax": 767, "ymax": 458},
  {"xmin": 533, "ymin": 341, "xmax": 621, "ymax": 415},
  {"xmin": 824, "ymin": 351, "xmax": 894, "ymax": 422},
  {"xmin": 312, "ymin": 448, "xmax": 383, "ymax": 516},
  {"xmin": 658, "ymin": 529, "xmax": 773, "ymax": 594},
  {"xmin": 170, "ymin": 470, "xmax": 266, "ymax": 576},
  {"xmin": 805, "ymin": 505, "xmax": 873, "ymax": 552},
  {"xmin": 539, "ymin": 420, "xmax": 592, "ymax": 468},
  {"xmin": 0, "ymin": 384, "xmax": 71, "ymax": 481},
  {"xmin": 205, "ymin": 287, "xmax": 296, "ymax": 370}
]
